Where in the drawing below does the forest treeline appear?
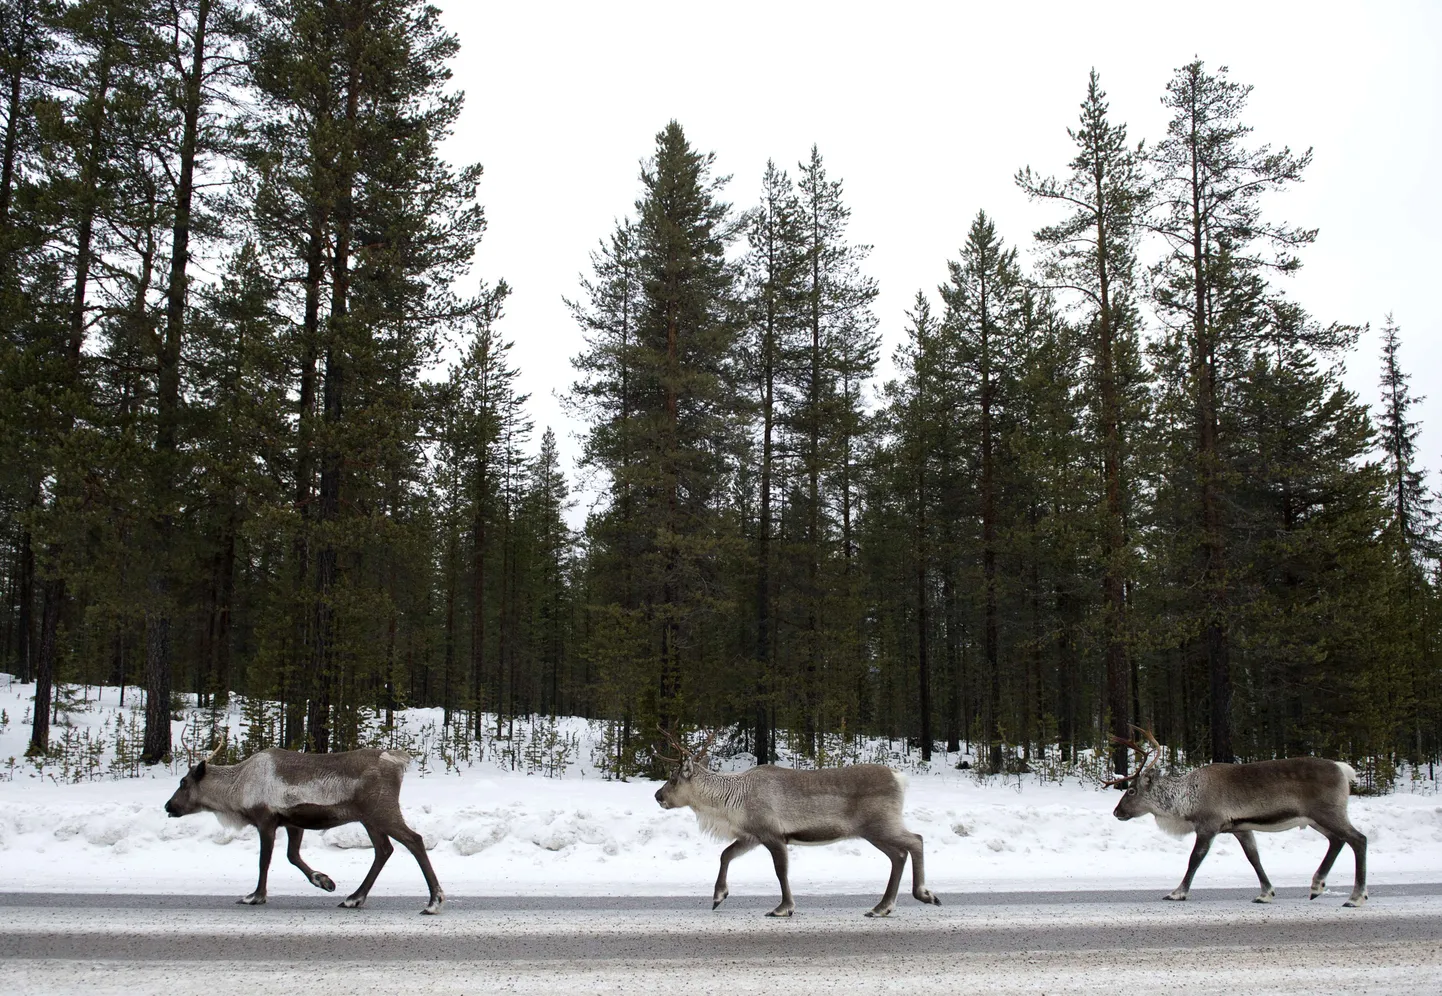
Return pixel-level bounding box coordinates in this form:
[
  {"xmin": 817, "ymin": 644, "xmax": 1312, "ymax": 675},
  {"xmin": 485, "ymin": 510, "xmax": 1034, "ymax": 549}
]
[{"xmin": 1, "ymin": 0, "xmax": 1438, "ymax": 782}]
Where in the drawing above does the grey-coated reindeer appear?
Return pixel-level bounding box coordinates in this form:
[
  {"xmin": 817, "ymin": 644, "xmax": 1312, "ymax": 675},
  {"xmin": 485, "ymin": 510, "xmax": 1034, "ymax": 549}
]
[
  {"xmin": 165, "ymin": 746, "xmax": 444, "ymax": 914},
  {"xmin": 1109, "ymin": 729, "xmax": 1367, "ymax": 906},
  {"xmin": 653, "ymin": 729, "xmax": 942, "ymax": 918}
]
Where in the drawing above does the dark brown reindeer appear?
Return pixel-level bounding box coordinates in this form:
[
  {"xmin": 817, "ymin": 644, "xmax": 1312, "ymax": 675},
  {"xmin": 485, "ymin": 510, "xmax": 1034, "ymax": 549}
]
[
  {"xmin": 653, "ymin": 728, "xmax": 942, "ymax": 918},
  {"xmin": 165, "ymin": 746, "xmax": 444, "ymax": 914},
  {"xmin": 1109, "ymin": 729, "xmax": 1367, "ymax": 906}
]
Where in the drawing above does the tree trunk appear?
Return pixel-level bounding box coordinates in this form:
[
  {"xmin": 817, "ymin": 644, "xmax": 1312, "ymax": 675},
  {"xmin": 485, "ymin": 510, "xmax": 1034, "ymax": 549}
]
[
  {"xmin": 754, "ymin": 282, "xmax": 776, "ymax": 765},
  {"xmin": 1093, "ymin": 156, "xmax": 1130, "ymax": 779},
  {"xmin": 28, "ymin": 575, "xmax": 62, "ymax": 754},
  {"xmin": 15, "ymin": 525, "xmax": 33, "ymax": 683},
  {"xmin": 143, "ymin": 0, "xmax": 211, "ymax": 764}
]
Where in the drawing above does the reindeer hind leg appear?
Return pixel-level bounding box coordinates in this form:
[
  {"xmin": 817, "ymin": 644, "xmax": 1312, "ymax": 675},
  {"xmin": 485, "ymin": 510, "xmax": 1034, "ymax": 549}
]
[
  {"xmin": 902, "ymin": 830, "xmax": 940, "ymax": 907},
  {"xmin": 1310, "ymin": 837, "xmax": 1344, "ymax": 899},
  {"xmin": 763, "ymin": 840, "xmax": 795, "ymax": 918},
  {"xmin": 339, "ymin": 822, "xmax": 394, "ymax": 910},
  {"xmin": 388, "ymin": 818, "xmax": 444, "ymax": 915},
  {"xmin": 862, "ymin": 836, "xmax": 907, "ymax": 918},
  {"xmin": 1312, "ymin": 812, "xmax": 1367, "ymax": 907}
]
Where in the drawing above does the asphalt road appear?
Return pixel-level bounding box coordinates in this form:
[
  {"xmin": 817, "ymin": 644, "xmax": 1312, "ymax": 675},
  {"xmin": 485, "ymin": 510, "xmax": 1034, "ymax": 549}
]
[{"xmin": 3, "ymin": 887, "xmax": 1440, "ymax": 994}]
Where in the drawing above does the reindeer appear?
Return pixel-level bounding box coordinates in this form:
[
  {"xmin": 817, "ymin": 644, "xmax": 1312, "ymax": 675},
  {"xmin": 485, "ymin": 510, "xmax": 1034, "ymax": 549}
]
[
  {"xmin": 652, "ymin": 729, "xmax": 942, "ymax": 918},
  {"xmin": 1108, "ymin": 729, "xmax": 1367, "ymax": 906},
  {"xmin": 164, "ymin": 745, "xmax": 444, "ymax": 915}
]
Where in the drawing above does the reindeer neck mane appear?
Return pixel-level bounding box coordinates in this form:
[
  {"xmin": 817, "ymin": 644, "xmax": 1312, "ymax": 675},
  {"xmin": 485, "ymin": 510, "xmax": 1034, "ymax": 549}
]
[
  {"xmin": 1152, "ymin": 768, "xmax": 1201, "ymax": 817},
  {"xmin": 688, "ymin": 764, "xmax": 753, "ymax": 810}
]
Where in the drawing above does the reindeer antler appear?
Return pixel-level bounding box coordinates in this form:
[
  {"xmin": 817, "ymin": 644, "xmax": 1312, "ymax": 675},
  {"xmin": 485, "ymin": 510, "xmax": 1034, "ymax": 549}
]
[
  {"xmin": 692, "ymin": 727, "xmax": 719, "ymax": 759},
  {"xmin": 1101, "ymin": 726, "xmax": 1161, "ymax": 787},
  {"xmin": 654, "ymin": 725, "xmax": 687, "ymax": 765},
  {"xmin": 654, "ymin": 725, "xmax": 719, "ymax": 764}
]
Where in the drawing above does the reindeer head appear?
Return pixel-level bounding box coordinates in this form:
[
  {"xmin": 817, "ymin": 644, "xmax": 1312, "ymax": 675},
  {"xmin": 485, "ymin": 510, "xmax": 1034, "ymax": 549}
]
[
  {"xmin": 1107, "ymin": 728, "xmax": 1164, "ymax": 821},
  {"xmin": 164, "ymin": 745, "xmax": 223, "ymax": 818},
  {"xmin": 653, "ymin": 727, "xmax": 718, "ymax": 810}
]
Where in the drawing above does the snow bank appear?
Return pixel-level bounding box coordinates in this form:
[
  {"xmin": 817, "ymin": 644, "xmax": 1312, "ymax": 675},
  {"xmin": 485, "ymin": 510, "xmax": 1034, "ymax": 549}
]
[{"xmin": 2, "ymin": 678, "xmax": 1440, "ymax": 898}]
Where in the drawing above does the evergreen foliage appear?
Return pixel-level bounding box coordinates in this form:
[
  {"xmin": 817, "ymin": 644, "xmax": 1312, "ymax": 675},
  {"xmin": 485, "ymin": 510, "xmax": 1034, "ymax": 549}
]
[{"xmin": 0, "ymin": 28, "xmax": 1434, "ymax": 786}]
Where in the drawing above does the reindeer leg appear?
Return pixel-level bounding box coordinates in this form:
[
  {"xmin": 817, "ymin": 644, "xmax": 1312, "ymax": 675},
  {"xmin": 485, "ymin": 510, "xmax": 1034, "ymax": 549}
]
[
  {"xmin": 713, "ymin": 838, "xmax": 757, "ymax": 910},
  {"xmin": 339, "ymin": 822, "xmax": 394, "ymax": 911},
  {"xmin": 763, "ymin": 840, "xmax": 795, "ymax": 918},
  {"xmin": 240, "ymin": 821, "xmax": 276, "ymax": 905},
  {"xmin": 903, "ymin": 831, "xmax": 941, "ymax": 907},
  {"xmin": 1166, "ymin": 831, "xmax": 1214, "ymax": 901},
  {"xmin": 285, "ymin": 827, "xmax": 336, "ymax": 892},
  {"xmin": 1341, "ymin": 824, "xmax": 1367, "ymax": 908},
  {"xmin": 863, "ymin": 839, "xmax": 906, "ymax": 918},
  {"xmin": 389, "ymin": 819, "xmax": 444, "ymax": 915},
  {"xmin": 1313, "ymin": 813, "xmax": 1368, "ymax": 906},
  {"xmin": 1310, "ymin": 838, "xmax": 1344, "ymax": 899},
  {"xmin": 1233, "ymin": 830, "xmax": 1274, "ymax": 903}
]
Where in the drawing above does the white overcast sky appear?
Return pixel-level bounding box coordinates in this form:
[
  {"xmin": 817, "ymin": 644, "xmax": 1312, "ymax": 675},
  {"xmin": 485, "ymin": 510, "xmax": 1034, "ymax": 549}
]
[{"xmin": 434, "ymin": 0, "xmax": 1442, "ymax": 519}]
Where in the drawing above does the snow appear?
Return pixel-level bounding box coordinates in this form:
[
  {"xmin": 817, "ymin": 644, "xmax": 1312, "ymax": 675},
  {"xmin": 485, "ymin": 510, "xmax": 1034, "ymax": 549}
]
[{"xmin": 2, "ymin": 676, "xmax": 1440, "ymax": 899}]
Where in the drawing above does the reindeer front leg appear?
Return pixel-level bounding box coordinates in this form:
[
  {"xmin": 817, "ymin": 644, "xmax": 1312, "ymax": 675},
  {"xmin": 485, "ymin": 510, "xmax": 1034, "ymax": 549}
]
[
  {"xmin": 763, "ymin": 840, "xmax": 795, "ymax": 918},
  {"xmin": 285, "ymin": 827, "xmax": 336, "ymax": 893},
  {"xmin": 1166, "ymin": 830, "xmax": 1215, "ymax": 901},
  {"xmin": 1233, "ymin": 830, "xmax": 1274, "ymax": 903},
  {"xmin": 241, "ymin": 820, "xmax": 277, "ymax": 905},
  {"xmin": 712, "ymin": 838, "xmax": 756, "ymax": 910}
]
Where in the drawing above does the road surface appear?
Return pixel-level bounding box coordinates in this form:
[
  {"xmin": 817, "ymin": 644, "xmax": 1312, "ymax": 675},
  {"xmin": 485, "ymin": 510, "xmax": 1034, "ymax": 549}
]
[{"xmin": 3, "ymin": 887, "xmax": 1439, "ymax": 994}]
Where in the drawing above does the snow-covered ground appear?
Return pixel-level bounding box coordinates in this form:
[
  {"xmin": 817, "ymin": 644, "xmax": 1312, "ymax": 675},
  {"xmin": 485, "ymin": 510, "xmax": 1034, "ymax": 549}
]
[{"xmin": 2, "ymin": 676, "xmax": 1439, "ymax": 898}]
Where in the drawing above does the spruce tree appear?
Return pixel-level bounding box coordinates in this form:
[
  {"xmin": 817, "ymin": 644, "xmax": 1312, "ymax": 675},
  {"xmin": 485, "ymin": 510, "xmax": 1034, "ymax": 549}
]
[
  {"xmin": 939, "ymin": 211, "xmax": 1025, "ymax": 770},
  {"xmin": 572, "ymin": 121, "xmax": 740, "ymax": 753}
]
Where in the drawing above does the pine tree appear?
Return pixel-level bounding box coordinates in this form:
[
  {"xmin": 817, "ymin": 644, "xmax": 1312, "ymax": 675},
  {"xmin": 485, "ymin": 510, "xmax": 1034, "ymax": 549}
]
[
  {"xmin": 790, "ymin": 146, "xmax": 878, "ymax": 756},
  {"xmin": 248, "ymin": 0, "xmax": 485, "ymax": 750},
  {"xmin": 1017, "ymin": 70, "xmax": 1148, "ymax": 775},
  {"xmin": 1149, "ymin": 59, "xmax": 1323, "ymax": 763},
  {"xmin": 739, "ymin": 160, "xmax": 805, "ymax": 763},
  {"xmin": 0, "ymin": 0, "xmax": 61, "ymax": 690}
]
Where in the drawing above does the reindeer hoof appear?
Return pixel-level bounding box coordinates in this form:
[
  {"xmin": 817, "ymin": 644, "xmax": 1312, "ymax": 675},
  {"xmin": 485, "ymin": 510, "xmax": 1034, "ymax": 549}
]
[
  {"xmin": 1253, "ymin": 892, "xmax": 1274, "ymax": 904},
  {"xmin": 338, "ymin": 896, "xmax": 366, "ymax": 910},
  {"xmin": 1163, "ymin": 893, "xmax": 1187, "ymax": 902},
  {"xmin": 915, "ymin": 890, "xmax": 941, "ymax": 906},
  {"xmin": 1310, "ymin": 890, "xmax": 1324, "ymax": 900},
  {"xmin": 312, "ymin": 873, "xmax": 336, "ymax": 892},
  {"xmin": 765, "ymin": 908, "xmax": 793, "ymax": 918},
  {"xmin": 238, "ymin": 894, "xmax": 266, "ymax": 906},
  {"xmin": 1343, "ymin": 895, "xmax": 1367, "ymax": 908}
]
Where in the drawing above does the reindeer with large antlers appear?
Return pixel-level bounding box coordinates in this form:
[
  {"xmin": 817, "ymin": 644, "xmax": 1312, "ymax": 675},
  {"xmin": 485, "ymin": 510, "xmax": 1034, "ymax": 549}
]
[
  {"xmin": 1109, "ymin": 728, "xmax": 1367, "ymax": 906},
  {"xmin": 164, "ymin": 744, "xmax": 444, "ymax": 914},
  {"xmin": 653, "ymin": 727, "xmax": 942, "ymax": 918}
]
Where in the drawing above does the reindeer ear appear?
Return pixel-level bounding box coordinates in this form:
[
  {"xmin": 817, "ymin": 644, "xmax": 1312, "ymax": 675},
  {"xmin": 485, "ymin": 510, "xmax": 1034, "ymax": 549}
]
[
  {"xmin": 192, "ymin": 761, "xmax": 207, "ymax": 781},
  {"xmin": 680, "ymin": 758, "xmax": 693, "ymax": 778}
]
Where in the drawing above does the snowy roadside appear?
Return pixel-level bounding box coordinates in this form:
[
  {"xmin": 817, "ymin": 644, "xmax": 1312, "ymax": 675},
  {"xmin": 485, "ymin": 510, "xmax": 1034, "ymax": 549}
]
[{"xmin": 2, "ymin": 680, "xmax": 1441, "ymax": 898}]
